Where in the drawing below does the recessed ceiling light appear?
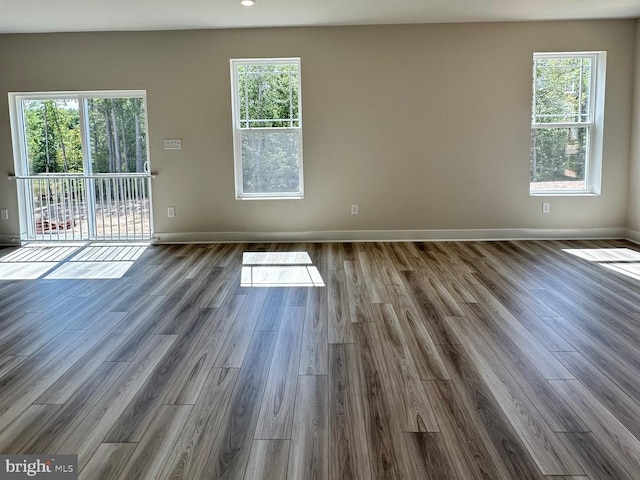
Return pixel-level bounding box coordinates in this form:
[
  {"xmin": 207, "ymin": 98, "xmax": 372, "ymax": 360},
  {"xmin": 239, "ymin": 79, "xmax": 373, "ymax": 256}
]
[{"xmin": 240, "ymin": 0, "xmax": 255, "ymax": 6}]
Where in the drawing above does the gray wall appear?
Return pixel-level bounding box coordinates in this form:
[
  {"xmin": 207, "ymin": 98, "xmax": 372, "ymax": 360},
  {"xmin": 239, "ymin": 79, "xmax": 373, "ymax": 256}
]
[{"xmin": 0, "ymin": 20, "xmax": 635, "ymax": 241}]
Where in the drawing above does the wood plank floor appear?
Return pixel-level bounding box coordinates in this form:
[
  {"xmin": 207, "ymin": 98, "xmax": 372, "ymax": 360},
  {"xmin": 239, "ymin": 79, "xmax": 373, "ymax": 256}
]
[{"xmin": 1, "ymin": 239, "xmax": 640, "ymax": 479}]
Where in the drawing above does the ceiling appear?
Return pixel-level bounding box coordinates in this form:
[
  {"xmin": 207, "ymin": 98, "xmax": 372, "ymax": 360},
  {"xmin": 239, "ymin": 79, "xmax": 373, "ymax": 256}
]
[{"xmin": 1, "ymin": 0, "xmax": 639, "ymax": 34}]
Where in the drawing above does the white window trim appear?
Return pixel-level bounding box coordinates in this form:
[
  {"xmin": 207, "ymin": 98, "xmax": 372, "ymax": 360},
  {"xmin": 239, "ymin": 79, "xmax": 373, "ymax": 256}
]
[
  {"xmin": 530, "ymin": 51, "xmax": 606, "ymax": 196},
  {"xmin": 230, "ymin": 58, "xmax": 304, "ymax": 200}
]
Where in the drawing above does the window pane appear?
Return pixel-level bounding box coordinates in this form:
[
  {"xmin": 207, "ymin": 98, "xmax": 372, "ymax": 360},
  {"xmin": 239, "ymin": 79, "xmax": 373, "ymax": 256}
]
[
  {"xmin": 87, "ymin": 97, "xmax": 148, "ymax": 173},
  {"xmin": 241, "ymin": 131, "xmax": 301, "ymax": 194},
  {"xmin": 237, "ymin": 63, "xmax": 300, "ymax": 128},
  {"xmin": 530, "ymin": 126, "xmax": 588, "ymax": 191},
  {"xmin": 533, "ymin": 57, "xmax": 591, "ymax": 124},
  {"xmin": 22, "ymin": 99, "xmax": 83, "ymax": 174}
]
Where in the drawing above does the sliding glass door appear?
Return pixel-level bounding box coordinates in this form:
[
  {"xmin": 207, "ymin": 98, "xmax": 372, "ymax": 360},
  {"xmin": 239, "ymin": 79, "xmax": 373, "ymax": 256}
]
[{"xmin": 9, "ymin": 91, "xmax": 154, "ymax": 242}]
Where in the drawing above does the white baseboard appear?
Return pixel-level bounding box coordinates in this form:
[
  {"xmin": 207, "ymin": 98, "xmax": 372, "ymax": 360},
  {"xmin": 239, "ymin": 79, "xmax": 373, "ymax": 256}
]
[
  {"xmin": 625, "ymin": 228, "xmax": 640, "ymax": 244},
  {"xmin": 154, "ymin": 227, "xmax": 628, "ymax": 244},
  {"xmin": 1, "ymin": 228, "xmax": 630, "ymax": 247}
]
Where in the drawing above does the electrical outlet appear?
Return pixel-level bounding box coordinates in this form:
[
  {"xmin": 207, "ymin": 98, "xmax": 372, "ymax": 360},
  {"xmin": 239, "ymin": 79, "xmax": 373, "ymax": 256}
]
[
  {"xmin": 164, "ymin": 138, "xmax": 182, "ymax": 150},
  {"xmin": 351, "ymin": 204, "xmax": 359, "ymax": 215},
  {"xmin": 167, "ymin": 206, "xmax": 175, "ymax": 217},
  {"xmin": 542, "ymin": 202, "xmax": 551, "ymax": 214},
  {"xmin": 0, "ymin": 209, "xmax": 8, "ymax": 220}
]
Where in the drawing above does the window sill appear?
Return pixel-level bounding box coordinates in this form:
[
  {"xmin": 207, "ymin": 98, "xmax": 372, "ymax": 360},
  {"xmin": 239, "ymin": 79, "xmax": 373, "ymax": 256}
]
[
  {"xmin": 529, "ymin": 192, "xmax": 600, "ymax": 197},
  {"xmin": 236, "ymin": 196, "xmax": 304, "ymax": 201}
]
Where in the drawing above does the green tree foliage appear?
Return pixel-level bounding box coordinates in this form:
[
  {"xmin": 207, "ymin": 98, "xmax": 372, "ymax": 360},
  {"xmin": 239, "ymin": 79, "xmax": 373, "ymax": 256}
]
[
  {"xmin": 237, "ymin": 63, "xmax": 301, "ymax": 194},
  {"xmin": 531, "ymin": 57, "xmax": 591, "ymax": 184},
  {"xmin": 24, "ymin": 99, "xmax": 83, "ymax": 174},
  {"xmin": 24, "ymin": 97, "xmax": 147, "ymax": 175},
  {"xmin": 238, "ymin": 64, "xmax": 299, "ymax": 128}
]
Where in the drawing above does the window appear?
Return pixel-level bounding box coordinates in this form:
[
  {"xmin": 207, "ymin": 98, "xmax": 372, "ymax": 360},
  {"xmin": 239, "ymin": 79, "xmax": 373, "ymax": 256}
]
[
  {"xmin": 230, "ymin": 58, "xmax": 303, "ymax": 199},
  {"xmin": 530, "ymin": 52, "xmax": 606, "ymax": 195}
]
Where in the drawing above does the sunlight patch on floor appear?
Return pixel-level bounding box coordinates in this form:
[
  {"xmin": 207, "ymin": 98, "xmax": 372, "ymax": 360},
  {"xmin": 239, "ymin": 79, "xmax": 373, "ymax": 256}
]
[
  {"xmin": 241, "ymin": 251, "xmax": 325, "ymax": 287},
  {"xmin": 0, "ymin": 262, "xmax": 59, "ymax": 280},
  {"xmin": 71, "ymin": 245, "xmax": 148, "ymax": 262},
  {"xmin": 0, "ymin": 245, "xmax": 80, "ymax": 263},
  {"xmin": 563, "ymin": 247, "xmax": 640, "ymax": 282},
  {"xmin": 0, "ymin": 243, "xmax": 149, "ymax": 280},
  {"xmin": 601, "ymin": 263, "xmax": 640, "ymax": 282},
  {"xmin": 563, "ymin": 247, "xmax": 640, "ymax": 263},
  {"xmin": 45, "ymin": 261, "xmax": 136, "ymax": 279}
]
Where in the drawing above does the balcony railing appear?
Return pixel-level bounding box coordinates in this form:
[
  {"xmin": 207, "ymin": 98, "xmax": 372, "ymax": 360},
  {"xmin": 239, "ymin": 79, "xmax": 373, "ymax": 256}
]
[{"xmin": 13, "ymin": 173, "xmax": 154, "ymax": 242}]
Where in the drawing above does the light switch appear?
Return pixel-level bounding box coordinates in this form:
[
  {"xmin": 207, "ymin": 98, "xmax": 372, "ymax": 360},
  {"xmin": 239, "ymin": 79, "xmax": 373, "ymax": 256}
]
[{"xmin": 164, "ymin": 138, "xmax": 182, "ymax": 150}]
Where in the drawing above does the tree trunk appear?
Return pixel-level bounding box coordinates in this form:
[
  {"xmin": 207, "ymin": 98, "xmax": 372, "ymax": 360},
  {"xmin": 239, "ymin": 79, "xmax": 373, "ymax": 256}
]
[
  {"xmin": 104, "ymin": 110, "xmax": 114, "ymax": 173},
  {"xmin": 119, "ymin": 112, "xmax": 128, "ymax": 172},
  {"xmin": 90, "ymin": 102, "xmax": 100, "ymax": 172},
  {"xmin": 111, "ymin": 99, "xmax": 121, "ymax": 173},
  {"xmin": 43, "ymin": 102, "xmax": 51, "ymax": 173},
  {"xmin": 50, "ymin": 102, "xmax": 70, "ymax": 172},
  {"xmin": 135, "ymin": 110, "xmax": 143, "ymax": 172}
]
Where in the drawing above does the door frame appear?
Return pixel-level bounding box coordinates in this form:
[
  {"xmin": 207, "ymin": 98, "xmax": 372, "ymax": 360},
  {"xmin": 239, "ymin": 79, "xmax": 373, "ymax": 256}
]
[{"xmin": 8, "ymin": 90, "xmax": 153, "ymax": 242}]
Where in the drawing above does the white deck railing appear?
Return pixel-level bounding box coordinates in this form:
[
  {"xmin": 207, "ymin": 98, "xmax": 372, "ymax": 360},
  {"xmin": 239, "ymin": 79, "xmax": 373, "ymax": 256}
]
[{"xmin": 12, "ymin": 173, "xmax": 154, "ymax": 242}]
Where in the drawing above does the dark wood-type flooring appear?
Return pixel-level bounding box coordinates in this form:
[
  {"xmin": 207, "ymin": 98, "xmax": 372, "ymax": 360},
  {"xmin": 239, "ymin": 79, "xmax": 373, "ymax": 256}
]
[{"xmin": 1, "ymin": 239, "xmax": 640, "ymax": 479}]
